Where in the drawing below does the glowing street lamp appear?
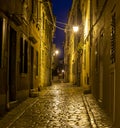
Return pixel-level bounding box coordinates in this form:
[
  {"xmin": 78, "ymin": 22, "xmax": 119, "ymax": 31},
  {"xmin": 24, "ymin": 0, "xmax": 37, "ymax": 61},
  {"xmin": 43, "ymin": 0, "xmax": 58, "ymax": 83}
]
[
  {"xmin": 53, "ymin": 49, "xmax": 59, "ymax": 56},
  {"xmin": 55, "ymin": 50, "xmax": 59, "ymax": 55},
  {"xmin": 73, "ymin": 26, "xmax": 79, "ymax": 32}
]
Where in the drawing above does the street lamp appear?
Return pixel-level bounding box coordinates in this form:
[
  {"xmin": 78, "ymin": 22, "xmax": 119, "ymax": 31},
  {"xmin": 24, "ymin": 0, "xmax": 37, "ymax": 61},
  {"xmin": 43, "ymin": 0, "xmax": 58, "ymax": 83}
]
[
  {"xmin": 73, "ymin": 26, "xmax": 79, "ymax": 32},
  {"xmin": 55, "ymin": 50, "xmax": 59, "ymax": 55},
  {"xmin": 62, "ymin": 69, "xmax": 64, "ymax": 73},
  {"xmin": 53, "ymin": 49, "xmax": 59, "ymax": 56}
]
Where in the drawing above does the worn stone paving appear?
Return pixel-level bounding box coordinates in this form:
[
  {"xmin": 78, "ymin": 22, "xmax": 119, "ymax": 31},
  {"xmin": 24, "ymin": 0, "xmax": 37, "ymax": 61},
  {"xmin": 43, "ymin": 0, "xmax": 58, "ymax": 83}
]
[
  {"xmin": 0, "ymin": 82, "xmax": 113, "ymax": 128},
  {"xmin": 83, "ymin": 94, "xmax": 113, "ymax": 128}
]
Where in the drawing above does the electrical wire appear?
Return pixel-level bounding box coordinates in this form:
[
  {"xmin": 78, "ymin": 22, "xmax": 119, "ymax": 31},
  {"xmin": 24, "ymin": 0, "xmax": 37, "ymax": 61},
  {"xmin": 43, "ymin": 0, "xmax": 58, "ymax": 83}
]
[
  {"xmin": 46, "ymin": 17, "xmax": 67, "ymax": 31},
  {"xmin": 56, "ymin": 21, "xmax": 67, "ymax": 26},
  {"xmin": 46, "ymin": 17, "xmax": 71, "ymax": 31}
]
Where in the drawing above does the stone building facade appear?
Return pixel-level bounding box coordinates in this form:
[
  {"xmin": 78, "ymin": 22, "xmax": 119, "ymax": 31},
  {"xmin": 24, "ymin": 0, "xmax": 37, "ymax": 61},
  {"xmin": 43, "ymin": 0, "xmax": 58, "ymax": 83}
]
[
  {"xmin": 91, "ymin": 0, "xmax": 120, "ymax": 127},
  {"xmin": 0, "ymin": 0, "xmax": 55, "ymax": 115},
  {"xmin": 64, "ymin": 0, "xmax": 82, "ymax": 86},
  {"xmin": 64, "ymin": 0, "xmax": 91, "ymax": 89},
  {"xmin": 65, "ymin": 0, "xmax": 120, "ymax": 127},
  {"xmin": 40, "ymin": 1, "xmax": 55, "ymax": 87}
]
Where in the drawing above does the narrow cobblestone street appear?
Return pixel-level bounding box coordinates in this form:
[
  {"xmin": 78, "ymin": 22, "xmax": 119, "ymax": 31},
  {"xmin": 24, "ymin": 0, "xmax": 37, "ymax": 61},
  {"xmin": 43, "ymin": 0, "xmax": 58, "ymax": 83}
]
[{"xmin": 0, "ymin": 82, "xmax": 113, "ymax": 128}]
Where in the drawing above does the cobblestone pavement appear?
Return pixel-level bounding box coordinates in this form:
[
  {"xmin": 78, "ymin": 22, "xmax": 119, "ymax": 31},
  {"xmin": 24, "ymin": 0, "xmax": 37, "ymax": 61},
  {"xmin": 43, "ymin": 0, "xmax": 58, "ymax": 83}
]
[{"xmin": 0, "ymin": 82, "xmax": 113, "ymax": 128}]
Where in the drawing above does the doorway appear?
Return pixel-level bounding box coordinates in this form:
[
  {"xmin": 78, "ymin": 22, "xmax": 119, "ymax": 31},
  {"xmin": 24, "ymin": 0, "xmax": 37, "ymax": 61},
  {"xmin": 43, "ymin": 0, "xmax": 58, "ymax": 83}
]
[
  {"xmin": 99, "ymin": 33, "xmax": 104, "ymax": 102},
  {"xmin": 109, "ymin": 70, "xmax": 115, "ymax": 123},
  {"xmin": 30, "ymin": 46, "xmax": 34, "ymax": 89},
  {"xmin": 99, "ymin": 62, "xmax": 103, "ymax": 102},
  {"xmin": 9, "ymin": 27, "xmax": 17, "ymax": 102}
]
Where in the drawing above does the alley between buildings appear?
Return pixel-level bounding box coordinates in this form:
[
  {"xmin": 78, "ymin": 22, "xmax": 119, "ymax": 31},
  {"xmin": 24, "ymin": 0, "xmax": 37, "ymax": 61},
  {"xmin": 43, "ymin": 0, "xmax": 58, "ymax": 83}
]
[{"xmin": 0, "ymin": 82, "xmax": 112, "ymax": 128}]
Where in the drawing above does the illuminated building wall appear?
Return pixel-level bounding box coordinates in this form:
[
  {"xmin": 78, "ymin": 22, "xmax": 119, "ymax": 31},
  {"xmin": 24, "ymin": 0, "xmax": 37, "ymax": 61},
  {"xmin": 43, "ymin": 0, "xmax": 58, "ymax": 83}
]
[
  {"xmin": 80, "ymin": 0, "xmax": 91, "ymax": 88},
  {"xmin": 65, "ymin": 0, "xmax": 82, "ymax": 85},
  {"xmin": 91, "ymin": 0, "xmax": 120, "ymax": 126},
  {"xmin": 40, "ymin": 1, "xmax": 55, "ymax": 87},
  {"xmin": 0, "ymin": 0, "xmax": 55, "ymax": 113}
]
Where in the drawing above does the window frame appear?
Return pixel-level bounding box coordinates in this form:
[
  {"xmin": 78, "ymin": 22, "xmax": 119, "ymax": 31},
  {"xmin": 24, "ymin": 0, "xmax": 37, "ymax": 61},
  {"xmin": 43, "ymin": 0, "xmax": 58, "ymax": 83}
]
[{"xmin": 20, "ymin": 37, "xmax": 28, "ymax": 73}]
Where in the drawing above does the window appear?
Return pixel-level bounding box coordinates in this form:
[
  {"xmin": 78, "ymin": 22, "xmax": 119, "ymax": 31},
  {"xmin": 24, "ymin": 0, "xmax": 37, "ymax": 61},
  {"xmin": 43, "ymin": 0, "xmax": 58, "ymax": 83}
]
[
  {"xmin": 84, "ymin": 49, "xmax": 86, "ymax": 69},
  {"xmin": 45, "ymin": 19, "xmax": 48, "ymax": 38},
  {"xmin": 95, "ymin": 41, "xmax": 99, "ymax": 70},
  {"xmin": 0, "ymin": 18, "xmax": 3, "ymax": 68},
  {"xmin": 43, "ymin": 13, "xmax": 44, "ymax": 30},
  {"xmin": 24, "ymin": 40, "xmax": 28, "ymax": 73},
  {"xmin": 36, "ymin": 51, "xmax": 38, "ymax": 76},
  {"xmin": 22, "ymin": 0, "xmax": 28, "ymax": 21},
  {"xmin": 110, "ymin": 13, "xmax": 116, "ymax": 64},
  {"xmin": 32, "ymin": 0, "xmax": 34, "ymax": 14},
  {"xmin": 74, "ymin": 35, "xmax": 77, "ymax": 51},
  {"xmin": 72, "ymin": 62, "xmax": 75, "ymax": 74},
  {"xmin": 42, "ymin": 50, "xmax": 44, "ymax": 65},
  {"xmin": 96, "ymin": 0, "xmax": 99, "ymax": 8},
  {"xmin": 20, "ymin": 38, "xmax": 28, "ymax": 73}
]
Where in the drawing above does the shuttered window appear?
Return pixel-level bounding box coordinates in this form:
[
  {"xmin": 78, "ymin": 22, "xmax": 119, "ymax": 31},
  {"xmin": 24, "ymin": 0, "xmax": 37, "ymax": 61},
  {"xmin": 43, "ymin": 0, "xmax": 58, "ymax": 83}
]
[{"xmin": 110, "ymin": 13, "xmax": 116, "ymax": 64}]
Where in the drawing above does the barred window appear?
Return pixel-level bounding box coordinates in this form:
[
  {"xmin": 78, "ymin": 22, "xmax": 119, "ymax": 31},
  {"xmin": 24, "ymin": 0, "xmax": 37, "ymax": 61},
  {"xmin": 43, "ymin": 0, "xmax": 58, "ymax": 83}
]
[{"xmin": 110, "ymin": 13, "xmax": 116, "ymax": 64}]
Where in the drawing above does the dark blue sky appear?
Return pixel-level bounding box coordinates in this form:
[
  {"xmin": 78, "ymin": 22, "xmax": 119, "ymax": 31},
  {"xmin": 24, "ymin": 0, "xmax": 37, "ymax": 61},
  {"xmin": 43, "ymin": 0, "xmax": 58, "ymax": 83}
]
[{"xmin": 52, "ymin": 0, "xmax": 72, "ymax": 58}]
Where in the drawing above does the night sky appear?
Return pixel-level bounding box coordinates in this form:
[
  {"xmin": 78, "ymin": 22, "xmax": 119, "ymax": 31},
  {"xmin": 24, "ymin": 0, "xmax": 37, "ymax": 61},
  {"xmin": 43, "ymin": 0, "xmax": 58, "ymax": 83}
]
[{"xmin": 52, "ymin": 0, "xmax": 72, "ymax": 58}]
